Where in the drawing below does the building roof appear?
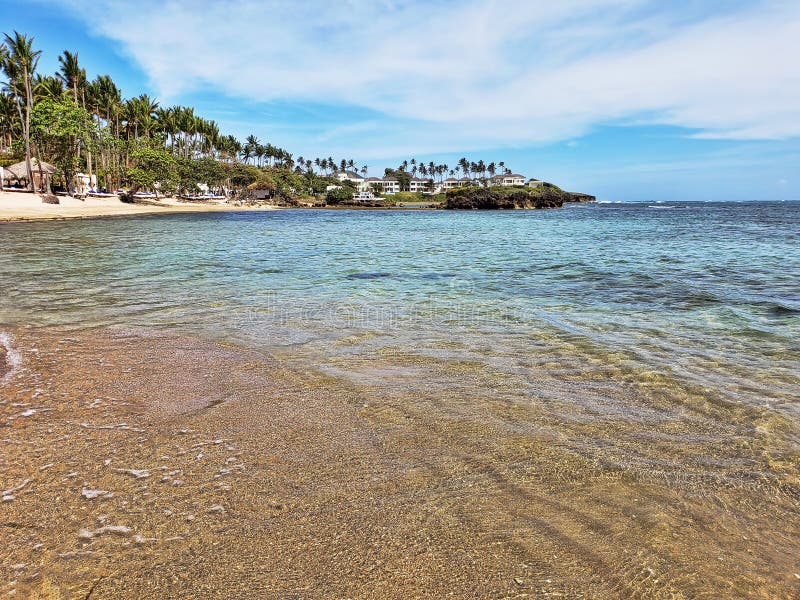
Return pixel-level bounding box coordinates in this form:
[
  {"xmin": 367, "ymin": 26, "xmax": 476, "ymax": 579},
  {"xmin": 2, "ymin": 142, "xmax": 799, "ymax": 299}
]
[
  {"xmin": 336, "ymin": 170, "xmax": 363, "ymax": 180},
  {"xmin": 5, "ymin": 158, "xmax": 57, "ymax": 179},
  {"xmin": 410, "ymin": 177, "xmax": 433, "ymax": 182},
  {"xmin": 382, "ymin": 177, "xmax": 399, "ymax": 182},
  {"xmin": 365, "ymin": 177, "xmax": 383, "ymax": 182},
  {"xmin": 443, "ymin": 178, "xmax": 460, "ymax": 183}
]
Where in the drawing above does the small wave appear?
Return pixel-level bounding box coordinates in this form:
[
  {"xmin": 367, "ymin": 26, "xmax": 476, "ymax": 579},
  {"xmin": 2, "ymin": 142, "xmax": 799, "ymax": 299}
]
[
  {"xmin": 345, "ymin": 272, "xmax": 393, "ymax": 280},
  {"xmin": 0, "ymin": 331, "xmax": 22, "ymax": 385},
  {"xmin": 766, "ymin": 303, "xmax": 800, "ymax": 317}
]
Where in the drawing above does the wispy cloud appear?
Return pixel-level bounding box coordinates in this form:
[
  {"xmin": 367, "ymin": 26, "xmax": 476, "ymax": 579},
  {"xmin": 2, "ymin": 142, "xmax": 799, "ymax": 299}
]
[{"xmin": 47, "ymin": 0, "xmax": 800, "ymax": 153}]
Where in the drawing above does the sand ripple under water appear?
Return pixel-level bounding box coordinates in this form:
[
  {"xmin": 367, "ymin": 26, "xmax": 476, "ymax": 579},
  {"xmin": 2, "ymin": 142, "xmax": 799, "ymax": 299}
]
[{"xmin": 0, "ymin": 325, "xmax": 798, "ymax": 599}]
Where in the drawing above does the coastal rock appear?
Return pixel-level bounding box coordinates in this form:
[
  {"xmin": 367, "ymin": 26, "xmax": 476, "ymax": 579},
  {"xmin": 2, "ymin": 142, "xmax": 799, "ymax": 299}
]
[
  {"xmin": 444, "ymin": 184, "xmax": 592, "ymax": 210},
  {"xmin": 565, "ymin": 192, "xmax": 596, "ymax": 203}
]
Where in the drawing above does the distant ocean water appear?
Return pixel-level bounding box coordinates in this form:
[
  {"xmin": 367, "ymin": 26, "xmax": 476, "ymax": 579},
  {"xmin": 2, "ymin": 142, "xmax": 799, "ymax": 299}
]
[{"xmin": 1, "ymin": 201, "xmax": 798, "ymax": 413}]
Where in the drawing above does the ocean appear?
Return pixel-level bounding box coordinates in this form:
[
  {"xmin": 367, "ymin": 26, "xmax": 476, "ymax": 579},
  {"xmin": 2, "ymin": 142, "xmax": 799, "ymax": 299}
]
[{"xmin": 1, "ymin": 201, "xmax": 799, "ymax": 597}]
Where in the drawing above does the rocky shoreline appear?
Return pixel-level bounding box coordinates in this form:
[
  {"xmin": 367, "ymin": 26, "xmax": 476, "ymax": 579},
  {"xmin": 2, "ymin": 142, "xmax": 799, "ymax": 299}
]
[{"xmin": 444, "ymin": 185, "xmax": 595, "ymax": 210}]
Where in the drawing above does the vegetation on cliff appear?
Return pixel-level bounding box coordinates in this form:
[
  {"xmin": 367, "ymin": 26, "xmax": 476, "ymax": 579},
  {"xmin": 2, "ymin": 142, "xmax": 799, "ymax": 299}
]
[{"xmin": 445, "ymin": 183, "xmax": 594, "ymax": 210}]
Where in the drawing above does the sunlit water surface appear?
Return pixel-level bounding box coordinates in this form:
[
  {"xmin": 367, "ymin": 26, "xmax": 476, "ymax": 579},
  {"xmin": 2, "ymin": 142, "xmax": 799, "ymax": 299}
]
[{"xmin": 2, "ymin": 201, "xmax": 797, "ymax": 413}]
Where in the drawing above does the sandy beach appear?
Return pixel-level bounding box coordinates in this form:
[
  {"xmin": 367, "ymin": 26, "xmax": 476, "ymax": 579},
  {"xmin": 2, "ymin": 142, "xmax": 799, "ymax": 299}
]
[
  {"xmin": 1, "ymin": 321, "xmax": 799, "ymax": 598},
  {"xmin": 0, "ymin": 190, "xmax": 278, "ymax": 222}
]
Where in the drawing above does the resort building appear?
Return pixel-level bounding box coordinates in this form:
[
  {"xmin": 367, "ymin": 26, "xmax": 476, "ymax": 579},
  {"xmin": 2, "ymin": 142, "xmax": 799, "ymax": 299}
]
[
  {"xmin": 409, "ymin": 178, "xmax": 434, "ymax": 193},
  {"xmin": 441, "ymin": 178, "xmax": 462, "ymax": 190},
  {"xmin": 489, "ymin": 173, "xmax": 526, "ymax": 187},
  {"xmin": 381, "ymin": 178, "xmax": 400, "ymax": 194},
  {"xmin": 528, "ymin": 178, "xmax": 543, "ymax": 187},
  {"xmin": 333, "ymin": 169, "xmax": 530, "ymax": 195},
  {"xmin": 334, "ymin": 171, "xmax": 401, "ymax": 195},
  {"xmin": 335, "ymin": 170, "xmax": 365, "ymax": 185}
]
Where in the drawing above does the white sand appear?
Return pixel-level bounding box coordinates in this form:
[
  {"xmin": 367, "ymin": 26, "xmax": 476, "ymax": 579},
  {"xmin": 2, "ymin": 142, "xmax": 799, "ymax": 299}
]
[{"xmin": 0, "ymin": 190, "xmax": 278, "ymax": 222}]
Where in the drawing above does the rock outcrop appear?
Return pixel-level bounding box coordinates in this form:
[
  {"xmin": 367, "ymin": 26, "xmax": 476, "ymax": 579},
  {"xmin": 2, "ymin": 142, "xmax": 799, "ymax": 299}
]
[{"xmin": 444, "ymin": 184, "xmax": 594, "ymax": 210}]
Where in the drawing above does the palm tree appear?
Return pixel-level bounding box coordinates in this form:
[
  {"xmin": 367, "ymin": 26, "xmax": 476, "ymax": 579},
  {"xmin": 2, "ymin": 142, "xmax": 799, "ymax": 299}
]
[
  {"xmin": 458, "ymin": 157, "xmax": 469, "ymax": 180},
  {"xmin": 244, "ymin": 135, "xmax": 259, "ymax": 165},
  {"xmin": 2, "ymin": 31, "xmax": 41, "ymax": 190},
  {"xmin": 33, "ymin": 75, "xmax": 64, "ymax": 100},
  {"xmin": 0, "ymin": 92, "xmax": 16, "ymax": 154},
  {"xmin": 123, "ymin": 94, "xmax": 158, "ymax": 140},
  {"xmin": 57, "ymin": 50, "xmax": 84, "ymax": 103}
]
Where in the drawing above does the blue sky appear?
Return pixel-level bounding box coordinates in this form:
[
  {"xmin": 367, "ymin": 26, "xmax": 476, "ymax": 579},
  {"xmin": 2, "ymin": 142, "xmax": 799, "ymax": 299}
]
[{"xmin": 4, "ymin": 0, "xmax": 800, "ymax": 200}]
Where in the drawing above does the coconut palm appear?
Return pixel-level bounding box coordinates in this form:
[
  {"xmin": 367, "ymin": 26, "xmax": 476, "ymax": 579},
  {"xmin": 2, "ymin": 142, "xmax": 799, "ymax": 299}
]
[
  {"xmin": 33, "ymin": 75, "xmax": 64, "ymax": 100},
  {"xmin": 0, "ymin": 92, "xmax": 17, "ymax": 152},
  {"xmin": 57, "ymin": 50, "xmax": 85, "ymax": 103},
  {"xmin": 2, "ymin": 31, "xmax": 41, "ymax": 189},
  {"xmin": 123, "ymin": 94, "xmax": 159, "ymax": 139}
]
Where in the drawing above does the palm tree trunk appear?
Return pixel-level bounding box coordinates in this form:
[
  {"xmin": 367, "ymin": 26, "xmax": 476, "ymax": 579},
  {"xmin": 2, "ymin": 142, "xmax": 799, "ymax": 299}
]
[{"xmin": 22, "ymin": 67, "xmax": 35, "ymax": 191}]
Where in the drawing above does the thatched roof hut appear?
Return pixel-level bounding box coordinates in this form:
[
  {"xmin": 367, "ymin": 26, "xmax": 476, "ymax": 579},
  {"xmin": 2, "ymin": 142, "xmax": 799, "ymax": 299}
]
[{"xmin": 5, "ymin": 159, "xmax": 57, "ymax": 180}]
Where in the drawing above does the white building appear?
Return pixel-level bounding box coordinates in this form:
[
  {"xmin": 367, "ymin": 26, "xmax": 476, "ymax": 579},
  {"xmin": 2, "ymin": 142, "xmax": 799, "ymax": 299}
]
[
  {"xmin": 489, "ymin": 173, "xmax": 526, "ymax": 187},
  {"xmin": 335, "ymin": 170, "xmax": 365, "ymax": 185},
  {"xmin": 409, "ymin": 178, "xmax": 434, "ymax": 193},
  {"xmin": 528, "ymin": 178, "xmax": 544, "ymax": 187},
  {"xmin": 381, "ymin": 178, "xmax": 400, "ymax": 194},
  {"xmin": 364, "ymin": 177, "xmax": 384, "ymax": 193},
  {"xmin": 441, "ymin": 178, "xmax": 462, "ymax": 190}
]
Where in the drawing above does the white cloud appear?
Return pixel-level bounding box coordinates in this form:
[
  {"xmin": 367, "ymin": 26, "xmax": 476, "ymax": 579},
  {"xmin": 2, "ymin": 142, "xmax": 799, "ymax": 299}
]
[{"xmin": 46, "ymin": 0, "xmax": 800, "ymax": 152}]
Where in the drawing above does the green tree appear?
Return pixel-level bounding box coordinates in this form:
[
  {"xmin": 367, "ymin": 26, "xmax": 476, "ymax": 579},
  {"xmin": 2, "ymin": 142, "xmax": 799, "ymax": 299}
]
[
  {"xmin": 124, "ymin": 142, "xmax": 176, "ymax": 199},
  {"xmin": 30, "ymin": 95, "xmax": 95, "ymax": 192},
  {"xmin": 325, "ymin": 185, "xmax": 352, "ymax": 205}
]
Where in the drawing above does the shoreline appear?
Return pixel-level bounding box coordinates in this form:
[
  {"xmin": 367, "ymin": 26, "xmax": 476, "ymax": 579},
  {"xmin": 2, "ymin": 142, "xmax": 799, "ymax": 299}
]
[{"xmin": 0, "ymin": 190, "xmax": 279, "ymax": 222}]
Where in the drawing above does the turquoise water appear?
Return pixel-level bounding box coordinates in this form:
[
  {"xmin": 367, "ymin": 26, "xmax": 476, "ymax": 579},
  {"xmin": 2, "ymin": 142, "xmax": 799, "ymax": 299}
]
[{"xmin": 1, "ymin": 201, "xmax": 798, "ymax": 411}]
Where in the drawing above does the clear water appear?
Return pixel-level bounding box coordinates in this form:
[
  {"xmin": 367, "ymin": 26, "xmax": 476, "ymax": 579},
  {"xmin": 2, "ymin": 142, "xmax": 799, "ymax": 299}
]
[{"xmin": 1, "ymin": 201, "xmax": 798, "ymax": 412}]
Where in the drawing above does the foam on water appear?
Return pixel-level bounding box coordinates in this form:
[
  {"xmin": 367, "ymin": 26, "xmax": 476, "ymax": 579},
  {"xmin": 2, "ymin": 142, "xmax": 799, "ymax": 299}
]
[{"xmin": 0, "ymin": 331, "xmax": 22, "ymax": 385}]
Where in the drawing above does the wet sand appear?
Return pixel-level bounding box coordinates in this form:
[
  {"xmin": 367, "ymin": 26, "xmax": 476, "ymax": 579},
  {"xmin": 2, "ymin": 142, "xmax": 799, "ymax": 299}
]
[
  {"xmin": 0, "ymin": 191, "xmax": 278, "ymax": 222},
  {"xmin": 1, "ymin": 326, "xmax": 799, "ymax": 598}
]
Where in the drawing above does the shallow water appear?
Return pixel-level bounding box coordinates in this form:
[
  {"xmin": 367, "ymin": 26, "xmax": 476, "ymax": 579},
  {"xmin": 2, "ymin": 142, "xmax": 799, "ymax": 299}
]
[
  {"xmin": 1, "ymin": 202, "xmax": 799, "ymax": 597},
  {"xmin": 1, "ymin": 201, "xmax": 798, "ymax": 410}
]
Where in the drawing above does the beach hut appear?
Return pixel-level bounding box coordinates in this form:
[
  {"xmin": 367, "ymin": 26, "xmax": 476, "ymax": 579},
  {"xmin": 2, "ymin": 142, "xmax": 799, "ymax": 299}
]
[
  {"xmin": 5, "ymin": 159, "xmax": 57, "ymax": 191},
  {"xmin": 0, "ymin": 166, "xmax": 10, "ymax": 190}
]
